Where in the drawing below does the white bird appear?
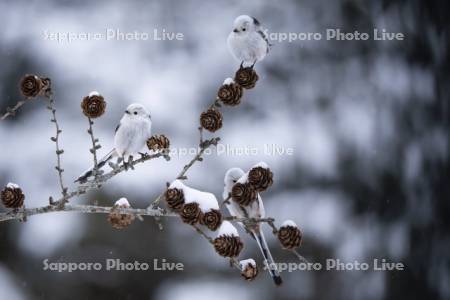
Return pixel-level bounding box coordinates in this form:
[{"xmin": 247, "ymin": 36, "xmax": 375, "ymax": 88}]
[
  {"xmin": 223, "ymin": 168, "xmax": 282, "ymax": 286},
  {"xmin": 227, "ymin": 15, "xmax": 271, "ymax": 67},
  {"xmin": 75, "ymin": 103, "xmax": 152, "ymax": 183}
]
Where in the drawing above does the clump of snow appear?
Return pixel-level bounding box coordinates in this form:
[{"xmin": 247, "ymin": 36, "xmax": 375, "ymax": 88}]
[
  {"xmin": 89, "ymin": 91, "xmax": 100, "ymax": 97},
  {"xmin": 223, "ymin": 77, "xmax": 235, "ymax": 85},
  {"xmin": 252, "ymin": 161, "xmax": 269, "ymax": 169},
  {"xmin": 115, "ymin": 198, "xmax": 130, "ymax": 207},
  {"xmin": 217, "ymin": 221, "xmax": 239, "ymax": 237},
  {"xmin": 239, "ymin": 258, "xmax": 256, "ymax": 270},
  {"xmin": 169, "ymin": 179, "xmax": 186, "ymax": 190},
  {"xmin": 6, "ymin": 182, "xmax": 20, "ymax": 189},
  {"xmin": 169, "ymin": 180, "xmax": 219, "ymax": 212},
  {"xmin": 282, "ymin": 219, "xmax": 298, "ymax": 228}
]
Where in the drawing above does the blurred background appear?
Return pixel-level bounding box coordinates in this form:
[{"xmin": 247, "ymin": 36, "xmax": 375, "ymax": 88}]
[{"xmin": 0, "ymin": 0, "xmax": 448, "ymax": 299}]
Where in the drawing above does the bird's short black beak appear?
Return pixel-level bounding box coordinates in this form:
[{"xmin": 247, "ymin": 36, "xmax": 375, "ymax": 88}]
[
  {"xmin": 233, "ymin": 29, "xmax": 238, "ymax": 33},
  {"xmin": 125, "ymin": 110, "xmax": 130, "ymax": 114}
]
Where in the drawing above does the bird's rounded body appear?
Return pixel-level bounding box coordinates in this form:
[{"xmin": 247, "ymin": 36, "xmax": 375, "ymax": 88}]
[
  {"xmin": 227, "ymin": 15, "xmax": 270, "ymax": 66},
  {"xmin": 227, "ymin": 31, "xmax": 268, "ymax": 65},
  {"xmin": 114, "ymin": 115, "xmax": 151, "ymax": 157}
]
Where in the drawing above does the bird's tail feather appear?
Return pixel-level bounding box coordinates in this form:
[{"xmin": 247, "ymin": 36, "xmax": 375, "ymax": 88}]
[
  {"xmin": 75, "ymin": 149, "xmax": 116, "ymax": 183},
  {"xmin": 252, "ymin": 229, "xmax": 283, "ymax": 286}
]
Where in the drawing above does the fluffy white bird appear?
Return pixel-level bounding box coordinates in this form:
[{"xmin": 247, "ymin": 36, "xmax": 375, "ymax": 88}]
[
  {"xmin": 223, "ymin": 168, "xmax": 282, "ymax": 286},
  {"xmin": 75, "ymin": 103, "xmax": 152, "ymax": 183},
  {"xmin": 227, "ymin": 15, "xmax": 271, "ymax": 67}
]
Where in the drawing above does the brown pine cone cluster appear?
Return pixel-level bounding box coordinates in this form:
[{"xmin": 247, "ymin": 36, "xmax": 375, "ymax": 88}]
[
  {"xmin": 201, "ymin": 209, "xmax": 222, "ymax": 231},
  {"xmin": 200, "ymin": 108, "xmax": 223, "ymax": 132},
  {"xmin": 278, "ymin": 225, "xmax": 302, "ymax": 249},
  {"xmin": 180, "ymin": 202, "xmax": 202, "ymax": 225},
  {"xmin": 248, "ymin": 166, "xmax": 273, "ymax": 192},
  {"xmin": 231, "ymin": 182, "xmax": 257, "ymax": 206},
  {"xmin": 214, "ymin": 235, "xmax": 244, "ymax": 257},
  {"xmin": 164, "ymin": 188, "xmax": 185, "ymax": 211},
  {"xmin": 217, "ymin": 79, "xmax": 243, "ymax": 106},
  {"xmin": 107, "ymin": 205, "xmax": 135, "ymax": 230},
  {"xmin": 241, "ymin": 262, "xmax": 258, "ymax": 281},
  {"xmin": 147, "ymin": 134, "xmax": 170, "ymax": 152},
  {"xmin": 234, "ymin": 66, "xmax": 259, "ymax": 89},
  {"xmin": 1, "ymin": 184, "xmax": 25, "ymax": 209},
  {"xmin": 81, "ymin": 93, "xmax": 106, "ymax": 118},
  {"xmin": 20, "ymin": 74, "xmax": 51, "ymax": 98}
]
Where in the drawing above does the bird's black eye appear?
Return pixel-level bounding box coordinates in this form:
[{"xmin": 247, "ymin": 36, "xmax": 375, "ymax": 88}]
[
  {"xmin": 232, "ymin": 180, "xmax": 237, "ymax": 183},
  {"xmin": 242, "ymin": 28, "xmax": 246, "ymax": 31},
  {"xmin": 134, "ymin": 112, "xmax": 138, "ymax": 115},
  {"xmin": 125, "ymin": 110, "xmax": 130, "ymax": 114}
]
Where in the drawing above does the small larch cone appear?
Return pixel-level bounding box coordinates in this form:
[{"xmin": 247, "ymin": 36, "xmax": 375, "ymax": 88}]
[
  {"xmin": 1, "ymin": 184, "xmax": 25, "ymax": 209},
  {"xmin": 248, "ymin": 166, "xmax": 274, "ymax": 192},
  {"xmin": 107, "ymin": 204, "xmax": 135, "ymax": 229},
  {"xmin": 234, "ymin": 66, "xmax": 259, "ymax": 89},
  {"xmin": 217, "ymin": 79, "xmax": 243, "ymax": 106},
  {"xmin": 278, "ymin": 225, "xmax": 302, "ymax": 249},
  {"xmin": 165, "ymin": 188, "xmax": 185, "ymax": 211},
  {"xmin": 200, "ymin": 108, "xmax": 223, "ymax": 132},
  {"xmin": 231, "ymin": 182, "xmax": 257, "ymax": 206},
  {"xmin": 201, "ymin": 209, "xmax": 222, "ymax": 231},
  {"xmin": 241, "ymin": 263, "xmax": 258, "ymax": 281},
  {"xmin": 147, "ymin": 134, "xmax": 170, "ymax": 152},
  {"xmin": 81, "ymin": 93, "xmax": 106, "ymax": 118},
  {"xmin": 214, "ymin": 235, "xmax": 244, "ymax": 257},
  {"xmin": 20, "ymin": 74, "xmax": 51, "ymax": 98},
  {"xmin": 180, "ymin": 202, "xmax": 202, "ymax": 225}
]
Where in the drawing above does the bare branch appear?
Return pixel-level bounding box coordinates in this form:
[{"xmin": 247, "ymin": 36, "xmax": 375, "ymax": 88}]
[
  {"xmin": 0, "ymin": 203, "xmax": 177, "ymax": 223},
  {"xmin": 1, "ymin": 99, "xmax": 27, "ymax": 120},
  {"xmin": 45, "ymin": 93, "xmax": 68, "ymax": 199},
  {"xmin": 87, "ymin": 117, "xmax": 100, "ymax": 180}
]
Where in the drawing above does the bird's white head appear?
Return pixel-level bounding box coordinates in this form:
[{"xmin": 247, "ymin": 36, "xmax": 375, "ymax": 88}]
[
  {"xmin": 232, "ymin": 15, "xmax": 258, "ymax": 34},
  {"xmin": 224, "ymin": 167, "xmax": 245, "ymax": 191},
  {"xmin": 124, "ymin": 103, "xmax": 151, "ymax": 120}
]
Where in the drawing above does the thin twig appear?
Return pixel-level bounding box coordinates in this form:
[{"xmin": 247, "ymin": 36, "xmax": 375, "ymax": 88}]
[
  {"xmin": 220, "ymin": 195, "xmax": 231, "ymax": 208},
  {"xmin": 1, "ymin": 99, "xmax": 27, "ymax": 120},
  {"xmin": 87, "ymin": 117, "xmax": 100, "ymax": 181},
  {"xmin": 45, "ymin": 152, "xmax": 167, "ymax": 209},
  {"xmin": 45, "ymin": 92, "xmax": 67, "ymax": 200}
]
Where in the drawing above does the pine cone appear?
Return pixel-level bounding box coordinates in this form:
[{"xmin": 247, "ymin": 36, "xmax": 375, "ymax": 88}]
[
  {"xmin": 248, "ymin": 166, "xmax": 273, "ymax": 192},
  {"xmin": 234, "ymin": 66, "xmax": 259, "ymax": 89},
  {"xmin": 1, "ymin": 184, "xmax": 25, "ymax": 209},
  {"xmin": 218, "ymin": 80, "xmax": 243, "ymax": 106},
  {"xmin": 107, "ymin": 204, "xmax": 135, "ymax": 229},
  {"xmin": 20, "ymin": 74, "xmax": 50, "ymax": 98},
  {"xmin": 214, "ymin": 235, "xmax": 244, "ymax": 257},
  {"xmin": 165, "ymin": 188, "xmax": 185, "ymax": 211},
  {"xmin": 81, "ymin": 94, "xmax": 106, "ymax": 118},
  {"xmin": 277, "ymin": 225, "xmax": 302, "ymax": 249},
  {"xmin": 201, "ymin": 209, "xmax": 222, "ymax": 231},
  {"xmin": 200, "ymin": 108, "xmax": 223, "ymax": 132},
  {"xmin": 180, "ymin": 202, "xmax": 202, "ymax": 225},
  {"xmin": 241, "ymin": 262, "xmax": 258, "ymax": 281},
  {"xmin": 147, "ymin": 134, "xmax": 170, "ymax": 152},
  {"xmin": 231, "ymin": 182, "xmax": 257, "ymax": 206}
]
